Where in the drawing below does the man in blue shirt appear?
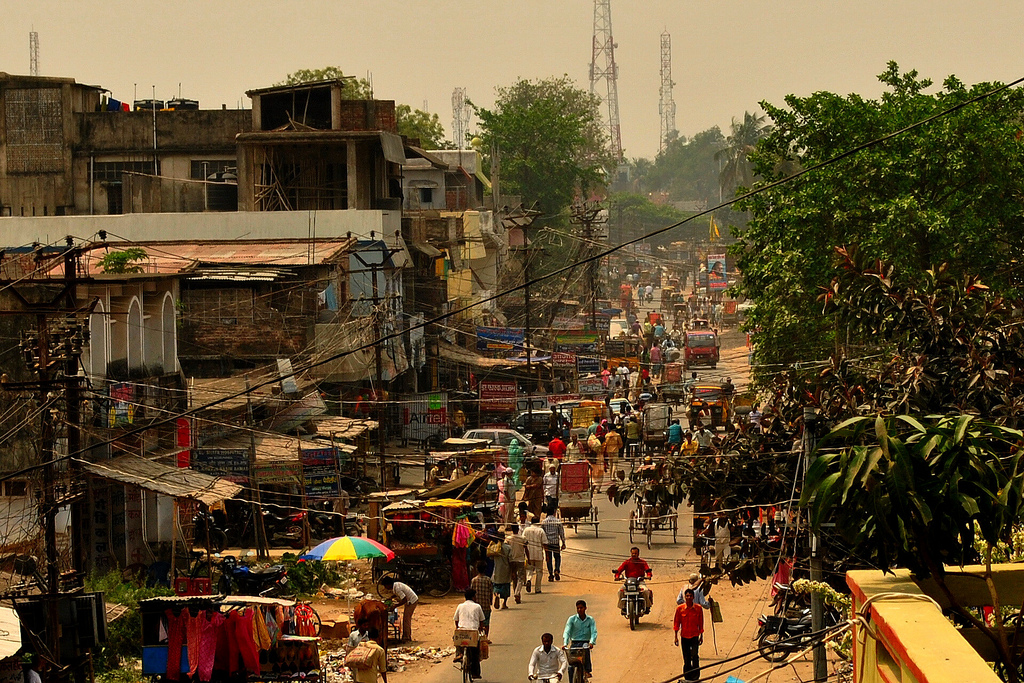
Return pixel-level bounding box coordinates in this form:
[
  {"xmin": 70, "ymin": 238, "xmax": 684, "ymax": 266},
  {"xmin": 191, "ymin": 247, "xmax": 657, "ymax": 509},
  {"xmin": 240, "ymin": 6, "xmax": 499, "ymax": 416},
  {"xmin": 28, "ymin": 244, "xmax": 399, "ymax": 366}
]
[
  {"xmin": 667, "ymin": 419, "xmax": 684, "ymax": 448},
  {"xmin": 563, "ymin": 600, "xmax": 597, "ymax": 679}
]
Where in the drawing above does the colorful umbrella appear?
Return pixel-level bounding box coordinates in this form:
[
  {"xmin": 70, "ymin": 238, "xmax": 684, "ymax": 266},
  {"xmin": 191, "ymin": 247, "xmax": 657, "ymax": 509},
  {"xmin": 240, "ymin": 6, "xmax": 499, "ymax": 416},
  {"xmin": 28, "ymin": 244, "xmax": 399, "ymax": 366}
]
[{"xmin": 301, "ymin": 536, "xmax": 395, "ymax": 562}]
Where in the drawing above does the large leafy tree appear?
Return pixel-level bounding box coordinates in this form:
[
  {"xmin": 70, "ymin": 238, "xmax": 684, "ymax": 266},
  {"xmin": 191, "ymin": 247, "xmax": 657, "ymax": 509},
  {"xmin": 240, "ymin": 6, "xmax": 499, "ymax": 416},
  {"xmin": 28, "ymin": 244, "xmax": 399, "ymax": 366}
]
[
  {"xmin": 634, "ymin": 126, "xmax": 725, "ymax": 205},
  {"xmin": 734, "ymin": 63, "xmax": 1024, "ymax": 378},
  {"xmin": 276, "ymin": 67, "xmax": 373, "ymax": 98},
  {"xmin": 395, "ymin": 104, "xmax": 448, "ymax": 149},
  {"xmin": 473, "ymin": 76, "xmax": 614, "ymax": 217},
  {"xmin": 715, "ymin": 111, "xmax": 769, "ymax": 196}
]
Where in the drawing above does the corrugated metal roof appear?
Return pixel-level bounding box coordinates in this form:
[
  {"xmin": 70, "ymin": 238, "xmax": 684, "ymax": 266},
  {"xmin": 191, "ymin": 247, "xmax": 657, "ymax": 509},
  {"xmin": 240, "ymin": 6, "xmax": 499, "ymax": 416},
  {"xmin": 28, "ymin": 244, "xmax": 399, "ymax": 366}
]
[
  {"xmin": 309, "ymin": 416, "xmax": 378, "ymax": 440},
  {"xmin": 80, "ymin": 455, "xmax": 242, "ymax": 506}
]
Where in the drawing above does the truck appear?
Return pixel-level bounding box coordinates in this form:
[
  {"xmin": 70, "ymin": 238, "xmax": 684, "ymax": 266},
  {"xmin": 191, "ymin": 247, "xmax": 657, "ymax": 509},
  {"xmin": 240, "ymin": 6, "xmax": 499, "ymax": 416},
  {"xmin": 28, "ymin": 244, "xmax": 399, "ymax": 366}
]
[{"xmin": 683, "ymin": 329, "xmax": 720, "ymax": 369}]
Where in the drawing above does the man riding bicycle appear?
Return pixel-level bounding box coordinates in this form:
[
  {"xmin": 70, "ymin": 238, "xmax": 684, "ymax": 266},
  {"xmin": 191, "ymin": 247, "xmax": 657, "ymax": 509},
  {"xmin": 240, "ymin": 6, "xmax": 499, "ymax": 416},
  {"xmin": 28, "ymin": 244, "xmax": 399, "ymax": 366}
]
[
  {"xmin": 562, "ymin": 600, "xmax": 597, "ymax": 680},
  {"xmin": 528, "ymin": 633, "xmax": 567, "ymax": 680},
  {"xmin": 614, "ymin": 546, "xmax": 654, "ymax": 615}
]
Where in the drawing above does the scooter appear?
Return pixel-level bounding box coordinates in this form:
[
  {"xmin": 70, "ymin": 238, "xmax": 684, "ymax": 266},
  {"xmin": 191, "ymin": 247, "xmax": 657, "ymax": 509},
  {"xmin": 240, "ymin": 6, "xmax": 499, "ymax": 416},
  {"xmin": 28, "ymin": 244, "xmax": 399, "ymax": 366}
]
[
  {"xmin": 618, "ymin": 576, "xmax": 645, "ymax": 631},
  {"xmin": 217, "ymin": 555, "xmax": 289, "ymax": 597},
  {"xmin": 755, "ymin": 605, "xmax": 840, "ymax": 661}
]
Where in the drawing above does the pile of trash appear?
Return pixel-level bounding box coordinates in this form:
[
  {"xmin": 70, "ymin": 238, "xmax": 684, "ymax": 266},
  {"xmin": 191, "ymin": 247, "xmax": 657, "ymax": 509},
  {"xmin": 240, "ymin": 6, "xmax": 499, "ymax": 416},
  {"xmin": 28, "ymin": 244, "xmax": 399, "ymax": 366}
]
[
  {"xmin": 321, "ymin": 651, "xmax": 354, "ymax": 683},
  {"xmin": 387, "ymin": 645, "xmax": 456, "ymax": 670}
]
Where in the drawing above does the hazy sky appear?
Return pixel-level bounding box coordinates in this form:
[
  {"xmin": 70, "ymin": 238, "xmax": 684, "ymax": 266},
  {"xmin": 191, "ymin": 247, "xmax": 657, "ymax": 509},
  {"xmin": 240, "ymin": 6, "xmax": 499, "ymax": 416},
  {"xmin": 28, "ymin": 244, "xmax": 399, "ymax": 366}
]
[{"xmin": 4, "ymin": 1, "xmax": 1023, "ymax": 159}]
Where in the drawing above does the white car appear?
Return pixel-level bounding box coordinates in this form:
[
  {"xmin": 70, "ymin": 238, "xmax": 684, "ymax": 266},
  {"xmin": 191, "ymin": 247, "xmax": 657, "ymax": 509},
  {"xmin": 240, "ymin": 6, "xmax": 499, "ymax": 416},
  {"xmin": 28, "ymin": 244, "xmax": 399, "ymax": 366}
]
[{"xmin": 461, "ymin": 429, "xmax": 550, "ymax": 457}]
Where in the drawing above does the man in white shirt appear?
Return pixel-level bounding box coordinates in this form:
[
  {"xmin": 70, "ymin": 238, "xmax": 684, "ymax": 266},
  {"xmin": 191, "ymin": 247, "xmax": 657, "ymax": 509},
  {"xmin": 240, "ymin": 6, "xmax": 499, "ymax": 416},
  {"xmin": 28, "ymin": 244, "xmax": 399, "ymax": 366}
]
[
  {"xmin": 528, "ymin": 633, "xmax": 568, "ymax": 680},
  {"xmin": 379, "ymin": 576, "xmax": 418, "ymax": 642},
  {"xmin": 453, "ymin": 588, "xmax": 486, "ymax": 668},
  {"xmin": 542, "ymin": 463, "xmax": 560, "ymax": 511},
  {"xmin": 522, "ymin": 517, "xmax": 548, "ymax": 594},
  {"xmin": 695, "ymin": 426, "xmax": 714, "ymax": 454}
]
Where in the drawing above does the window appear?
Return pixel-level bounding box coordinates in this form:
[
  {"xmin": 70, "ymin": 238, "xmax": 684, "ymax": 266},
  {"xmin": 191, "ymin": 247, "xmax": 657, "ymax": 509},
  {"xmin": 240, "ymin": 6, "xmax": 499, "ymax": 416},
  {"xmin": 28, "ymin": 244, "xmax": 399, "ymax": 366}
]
[
  {"xmin": 92, "ymin": 161, "xmax": 159, "ymax": 182},
  {"xmin": 418, "ymin": 188, "xmax": 434, "ymax": 205},
  {"xmin": 4, "ymin": 481, "xmax": 27, "ymax": 497}
]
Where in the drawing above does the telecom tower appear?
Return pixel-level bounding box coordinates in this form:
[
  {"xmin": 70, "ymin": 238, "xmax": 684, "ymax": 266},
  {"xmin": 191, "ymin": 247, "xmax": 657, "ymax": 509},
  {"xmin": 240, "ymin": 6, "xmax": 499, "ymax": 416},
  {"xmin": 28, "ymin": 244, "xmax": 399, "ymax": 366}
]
[
  {"xmin": 659, "ymin": 30, "xmax": 676, "ymax": 153},
  {"xmin": 589, "ymin": 0, "xmax": 623, "ymax": 161},
  {"xmin": 29, "ymin": 31, "xmax": 39, "ymax": 77},
  {"xmin": 451, "ymin": 87, "xmax": 470, "ymax": 148}
]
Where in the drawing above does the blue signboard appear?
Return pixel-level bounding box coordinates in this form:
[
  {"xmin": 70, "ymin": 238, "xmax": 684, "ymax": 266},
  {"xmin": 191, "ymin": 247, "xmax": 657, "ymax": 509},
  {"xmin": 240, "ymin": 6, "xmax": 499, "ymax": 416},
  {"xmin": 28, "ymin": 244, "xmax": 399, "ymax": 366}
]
[
  {"xmin": 577, "ymin": 355, "xmax": 601, "ymax": 374},
  {"xmin": 477, "ymin": 327, "xmax": 525, "ymax": 352}
]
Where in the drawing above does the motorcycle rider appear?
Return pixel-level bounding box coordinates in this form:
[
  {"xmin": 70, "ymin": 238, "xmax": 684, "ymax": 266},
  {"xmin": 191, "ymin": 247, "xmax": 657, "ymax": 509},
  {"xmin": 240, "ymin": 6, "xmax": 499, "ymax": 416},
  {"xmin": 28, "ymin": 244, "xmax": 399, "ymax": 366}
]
[
  {"xmin": 613, "ymin": 546, "xmax": 654, "ymax": 615},
  {"xmin": 528, "ymin": 633, "xmax": 567, "ymax": 680}
]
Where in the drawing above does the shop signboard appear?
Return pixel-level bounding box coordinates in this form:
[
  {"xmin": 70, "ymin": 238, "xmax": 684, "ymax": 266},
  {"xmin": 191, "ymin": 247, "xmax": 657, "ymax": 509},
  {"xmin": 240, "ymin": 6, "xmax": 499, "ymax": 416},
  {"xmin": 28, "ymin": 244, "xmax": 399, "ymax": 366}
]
[
  {"xmin": 552, "ymin": 351, "xmax": 576, "ymax": 368},
  {"xmin": 604, "ymin": 339, "xmax": 626, "ymax": 357},
  {"xmin": 587, "ymin": 313, "xmax": 611, "ymax": 334},
  {"xmin": 476, "ymin": 327, "xmax": 525, "ymax": 352},
  {"xmin": 300, "ymin": 447, "xmax": 340, "ymax": 498},
  {"xmin": 401, "ymin": 392, "xmax": 449, "ymax": 443},
  {"xmin": 480, "ymin": 381, "xmax": 517, "ymax": 411},
  {"xmin": 552, "ymin": 317, "xmax": 586, "ymax": 330},
  {"xmin": 578, "ymin": 376, "xmax": 605, "ymax": 395},
  {"xmin": 577, "ymin": 355, "xmax": 602, "ymax": 374},
  {"xmin": 192, "ymin": 448, "xmax": 250, "ymax": 483}
]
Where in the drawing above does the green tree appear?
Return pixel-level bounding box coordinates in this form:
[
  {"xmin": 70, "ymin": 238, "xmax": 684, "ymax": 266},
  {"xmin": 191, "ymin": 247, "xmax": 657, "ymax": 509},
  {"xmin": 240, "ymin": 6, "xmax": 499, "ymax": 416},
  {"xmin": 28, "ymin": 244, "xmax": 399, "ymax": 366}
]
[
  {"xmin": 715, "ymin": 111, "xmax": 769, "ymax": 197},
  {"xmin": 640, "ymin": 126, "xmax": 725, "ymax": 204},
  {"xmin": 734, "ymin": 63, "xmax": 1024, "ymax": 378},
  {"xmin": 98, "ymin": 248, "xmax": 148, "ymax": 274},
  {"xmin": 473, "ymin": 76, "xmax": 614, "ymax": 217},
  {"xmin": 395, "ymin": 104, "xmax": 448, "ymax": 149},
  {"xmin": 276, "ymin": 67, "xmax": 373, "ymax": 99}
]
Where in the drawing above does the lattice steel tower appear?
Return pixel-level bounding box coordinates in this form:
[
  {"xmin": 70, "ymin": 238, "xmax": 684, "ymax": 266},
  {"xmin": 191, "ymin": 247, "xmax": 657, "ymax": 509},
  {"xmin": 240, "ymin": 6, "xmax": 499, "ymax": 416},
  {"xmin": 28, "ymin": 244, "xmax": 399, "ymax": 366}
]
[
  {"xmin": 451, "ymin": 87, "xmax": 470, "ymax": 148},
  {"xmin": 29, "ymin": 31, "xmax": 39, "ymax": 77},
  {"xmin": 659, "ymin": 30, "xmax": 676, "ymax": 153},
  {"xmin": 589, "ymin": 0, "xmax": 623, "ymax": 161}
]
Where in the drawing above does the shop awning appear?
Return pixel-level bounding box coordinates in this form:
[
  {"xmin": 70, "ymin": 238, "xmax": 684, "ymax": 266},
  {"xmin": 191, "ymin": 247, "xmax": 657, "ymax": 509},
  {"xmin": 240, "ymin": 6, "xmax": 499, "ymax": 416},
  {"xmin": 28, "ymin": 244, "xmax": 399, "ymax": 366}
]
[
  {"xmin": 417, "ymin": 470, "xmax": 490, "ymax": 501},
  {"xmin": 80, "ymin": 455, "xmax": 242, "ymax": 507},
  {"xmin": 437, "ymin": 340, "xmax": 516, "ymax": 369},
  {"xmin": 0, "ymin": 607, "xmax": 20, "ymax": 659}
]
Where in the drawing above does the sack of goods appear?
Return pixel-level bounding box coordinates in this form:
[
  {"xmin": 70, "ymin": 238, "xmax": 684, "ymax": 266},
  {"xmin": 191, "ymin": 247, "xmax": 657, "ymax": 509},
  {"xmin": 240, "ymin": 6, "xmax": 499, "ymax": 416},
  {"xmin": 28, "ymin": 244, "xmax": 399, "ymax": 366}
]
[
  {"xmin": 345, "ymin": 643, "xmax": 376, "ymax": 670},
  {"xmin": 453, "ymin": 628, "xmax": 480, "ymax": 647}
]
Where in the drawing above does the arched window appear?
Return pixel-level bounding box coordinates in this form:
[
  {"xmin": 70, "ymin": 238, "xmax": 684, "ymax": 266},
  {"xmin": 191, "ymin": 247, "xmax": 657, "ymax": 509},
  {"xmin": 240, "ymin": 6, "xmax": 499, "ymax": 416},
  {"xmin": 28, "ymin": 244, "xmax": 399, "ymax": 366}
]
[
  {"xmin": 89, "ymin": 301, "xmax": 108, "ymax": 378},
  {"xmin": 161, "ymin": 293, "xmax": 177, "ymax": 373},
  {"xmin": 127, "ymin": 298, "xmax": 143, "ymax": 370}
]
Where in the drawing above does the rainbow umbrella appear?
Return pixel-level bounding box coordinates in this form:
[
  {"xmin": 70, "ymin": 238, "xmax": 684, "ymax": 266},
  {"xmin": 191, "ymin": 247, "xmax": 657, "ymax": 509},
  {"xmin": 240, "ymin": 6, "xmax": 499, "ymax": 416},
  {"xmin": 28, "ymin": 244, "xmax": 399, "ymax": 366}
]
[{"xmin": 301, "ymin": 536, "xmax": 395, "ymax": 562}]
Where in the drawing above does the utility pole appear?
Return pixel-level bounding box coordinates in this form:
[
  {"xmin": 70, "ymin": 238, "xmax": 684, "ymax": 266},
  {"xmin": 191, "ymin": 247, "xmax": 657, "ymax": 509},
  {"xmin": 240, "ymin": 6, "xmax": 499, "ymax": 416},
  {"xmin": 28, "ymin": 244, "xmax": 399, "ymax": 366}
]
[
  {"xmin": 803, "ymin": 407, "xmax": 827, "ymax": 682},
  {"xmin": 503, "ymin": 207, "xmax": 540, "ymax": 421},
  {"xmin": 350, "ymin": 232, "xmax": 401, "ymax": 492},
  {"xmin": 570, "ymin": 201, "xmax": 608, "ymax": 331}
]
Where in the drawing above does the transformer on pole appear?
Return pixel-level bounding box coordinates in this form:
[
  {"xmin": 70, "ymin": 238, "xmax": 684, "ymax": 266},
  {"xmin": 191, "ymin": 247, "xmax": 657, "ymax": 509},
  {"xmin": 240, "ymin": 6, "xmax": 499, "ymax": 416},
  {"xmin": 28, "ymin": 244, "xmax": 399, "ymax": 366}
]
[
  {"xmin": 589, "ymin": 0, "xmax": 623, "ymax": 161},
  {"xmin": 659, "ymin": 30, "xmax": 676, "ymax": 154}
]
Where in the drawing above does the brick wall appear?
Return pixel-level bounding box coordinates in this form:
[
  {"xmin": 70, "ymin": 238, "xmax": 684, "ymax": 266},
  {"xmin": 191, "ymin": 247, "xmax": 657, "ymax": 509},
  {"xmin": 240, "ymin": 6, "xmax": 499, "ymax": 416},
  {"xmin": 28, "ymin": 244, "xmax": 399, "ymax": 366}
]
[{"xmin": 336, "ymin": 100, "xmax": 397, "ymax": 133}]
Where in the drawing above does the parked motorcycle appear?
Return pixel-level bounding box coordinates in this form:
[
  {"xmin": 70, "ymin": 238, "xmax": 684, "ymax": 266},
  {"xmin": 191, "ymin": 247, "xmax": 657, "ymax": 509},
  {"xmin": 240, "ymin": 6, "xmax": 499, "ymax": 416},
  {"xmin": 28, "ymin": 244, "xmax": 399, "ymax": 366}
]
[
  {"xmin": 192, "ymin": 511, "xmax": 229, "ymax": 553},
  {"xmin": 262, "ymin": 509, "xmax": 305, "ymax": 549},
  {"xmin": 217, "ymin": 555, "xmax": 289, "ymax": 596},
  {"xmin": 755, "ymin": 605, "xmax": 840, "ymax": 661},
  {"xmin": 619, "ymin": 577, "xmax": 644, "ymax": 631}
]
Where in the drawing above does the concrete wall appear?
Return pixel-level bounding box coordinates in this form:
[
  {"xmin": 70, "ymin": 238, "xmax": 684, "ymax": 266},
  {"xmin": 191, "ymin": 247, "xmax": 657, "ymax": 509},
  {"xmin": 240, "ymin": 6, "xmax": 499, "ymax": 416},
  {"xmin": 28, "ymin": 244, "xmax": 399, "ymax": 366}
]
[
  {"xmin": 77, "ymin": 110, "xmax": 249, "ymax": 154},
  {"xmin": 0, "ymin": 209, "xmax": 404, "ymax": 251}
]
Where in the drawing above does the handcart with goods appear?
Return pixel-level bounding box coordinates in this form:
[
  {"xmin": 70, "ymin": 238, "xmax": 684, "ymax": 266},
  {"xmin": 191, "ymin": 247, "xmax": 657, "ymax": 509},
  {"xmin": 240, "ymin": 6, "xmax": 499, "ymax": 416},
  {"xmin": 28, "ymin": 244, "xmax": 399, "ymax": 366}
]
[
  {"xmin": 629, "ymin": 501, "xmax": 678, "ymax": 549},
  {"xmin": 557, "ymin": 460, "xmax": 599, "ymax": 537}
]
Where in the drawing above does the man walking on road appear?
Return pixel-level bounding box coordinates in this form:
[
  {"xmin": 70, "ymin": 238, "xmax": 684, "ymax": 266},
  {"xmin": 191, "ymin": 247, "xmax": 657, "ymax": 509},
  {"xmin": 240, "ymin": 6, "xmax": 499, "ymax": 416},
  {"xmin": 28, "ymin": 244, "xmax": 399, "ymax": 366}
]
[
  {"xmin": 541, "ymin": 509, "xmax": 566, "ymax": 582},
  {"xmin": 523, "ymin": 517, "xmax": 547, "ymax": 594},
  {"xmin": 507, "ymin": 525, "xmax": 527, "ymax": 604},
  {"xmin": 470, "ymin": 562, "xmax": 494, "ymax": 635},
  {"xmin": 543, "ymin": 463, "xmax": 560, "ymax": 511},
  {"xmin": 673, "ymin": 588, "xmax": 704, "ymax": 681}
]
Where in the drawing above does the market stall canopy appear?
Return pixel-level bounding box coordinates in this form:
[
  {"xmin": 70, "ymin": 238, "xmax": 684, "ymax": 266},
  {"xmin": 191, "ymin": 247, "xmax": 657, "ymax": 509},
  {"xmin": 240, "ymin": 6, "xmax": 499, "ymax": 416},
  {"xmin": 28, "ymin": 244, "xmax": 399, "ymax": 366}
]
[
  {"xmin": 423, "ymin": 498, "xmax": 475, "ymax": 508},
  {"xmin": 417, "ymin": 470, "xmax": 490, "ymax": 501},
  {"xmin": 437, "ymin": 340, "xmax": 517, "ymax": 368},
  {"xmin": 308, "ymin": 416, "xmax": 378, "ymax": 439},
  {"xmin": 79, "ymin": 455, "xmax": 242, "ymax": 506},
  {"xmin": 441, "ymin": 438, "xmax": 492, "ymax": 450}
]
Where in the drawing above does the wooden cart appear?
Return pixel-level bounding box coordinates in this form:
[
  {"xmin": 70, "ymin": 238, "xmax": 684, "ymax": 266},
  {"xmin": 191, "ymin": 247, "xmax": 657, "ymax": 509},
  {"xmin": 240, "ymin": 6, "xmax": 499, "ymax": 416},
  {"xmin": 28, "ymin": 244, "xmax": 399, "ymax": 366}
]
[
  {"xmin": 558, "ymin": 461, "xmax": 599, "ymax": 537},
  {"xmin": 629, "ymin": 501, "xmax": 678, "ymax": 550}
]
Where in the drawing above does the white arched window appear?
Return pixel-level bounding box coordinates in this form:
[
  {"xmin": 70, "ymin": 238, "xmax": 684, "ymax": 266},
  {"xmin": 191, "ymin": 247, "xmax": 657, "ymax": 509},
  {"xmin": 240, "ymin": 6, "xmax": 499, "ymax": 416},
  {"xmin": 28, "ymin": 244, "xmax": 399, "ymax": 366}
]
[
  {"xmin": 161, "ymin": 293, "xmax": 177, "ymax": 373},
  {"xmin": 127, "ymin": 297, "xmax": 143, "ymax": 370},
  {"xmin": 88, "ymin": 301, "xmax": 108, "ymax": 378}
]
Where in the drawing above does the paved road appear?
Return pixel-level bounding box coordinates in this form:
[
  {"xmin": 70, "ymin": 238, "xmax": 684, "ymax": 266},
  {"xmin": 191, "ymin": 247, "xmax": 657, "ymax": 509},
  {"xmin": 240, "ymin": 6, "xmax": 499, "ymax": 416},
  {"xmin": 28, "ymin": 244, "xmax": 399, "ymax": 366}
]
[{"xmin": 418, "ymin": 492, "xmax": 696, "ymax": 683}]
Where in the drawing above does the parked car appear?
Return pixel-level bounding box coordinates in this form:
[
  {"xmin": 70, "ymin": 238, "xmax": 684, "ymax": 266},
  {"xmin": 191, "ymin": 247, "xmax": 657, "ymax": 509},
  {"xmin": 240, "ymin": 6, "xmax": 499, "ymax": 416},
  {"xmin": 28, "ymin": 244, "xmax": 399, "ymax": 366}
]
[
  {"xmin": 461, "ymin": 429, "xmax": 550, "ymax": 457},
  {"xmin": 511, "ymin": 410, "xmax": 556, "ymax": 440}
]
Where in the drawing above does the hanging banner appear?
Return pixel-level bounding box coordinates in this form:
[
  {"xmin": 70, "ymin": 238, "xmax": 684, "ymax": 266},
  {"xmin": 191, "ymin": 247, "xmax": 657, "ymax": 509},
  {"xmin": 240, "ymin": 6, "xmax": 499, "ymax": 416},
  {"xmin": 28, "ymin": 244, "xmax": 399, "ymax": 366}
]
[
  {"xmin": 108, "ymin": 383, "xmax": 136, "ymax": 427},
  {"xmin": 708, "ymin": 254, "xmax": 728, "ymax": 290},
  {"xmin": 300, "ymin": 447, "xmax": 340, "ymax": 498},
  {"xmin": 578, "ymin": 376, "xmax": 605, "ymax": 395},
  {"xmin": 577, "ymin": 355, "xmax": 602, "ymax": 374},
  {"xmin": 477, "ymin": 327, "xmax": 525, "ymax": 352}
]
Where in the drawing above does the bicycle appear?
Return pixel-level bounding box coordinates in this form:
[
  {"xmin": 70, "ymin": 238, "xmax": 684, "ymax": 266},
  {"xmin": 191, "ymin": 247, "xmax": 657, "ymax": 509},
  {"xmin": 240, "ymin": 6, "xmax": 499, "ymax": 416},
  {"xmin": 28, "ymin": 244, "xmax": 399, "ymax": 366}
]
[
  {"xmin": 565, "ymin": 645, "xmax": 590, "ymax": 683},
  {"xmin": 453, "ymin": 633, "xmax": 481, "ymax": 683},
  {"xmin": 376, "ymin": 557, "xmax": 453, "ymax": 598}
]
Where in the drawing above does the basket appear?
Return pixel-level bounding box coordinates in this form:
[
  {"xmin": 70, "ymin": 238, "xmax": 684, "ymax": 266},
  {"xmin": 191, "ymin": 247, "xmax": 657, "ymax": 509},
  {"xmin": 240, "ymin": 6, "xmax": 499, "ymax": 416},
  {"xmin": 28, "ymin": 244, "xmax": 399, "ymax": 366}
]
[
  {"xmin": 453, "ymin": 628, "xmax": 480, "ymax": 648},
  {"xmin": 566, "ymin": 647, "xmax": 588, "ymax": 667}
]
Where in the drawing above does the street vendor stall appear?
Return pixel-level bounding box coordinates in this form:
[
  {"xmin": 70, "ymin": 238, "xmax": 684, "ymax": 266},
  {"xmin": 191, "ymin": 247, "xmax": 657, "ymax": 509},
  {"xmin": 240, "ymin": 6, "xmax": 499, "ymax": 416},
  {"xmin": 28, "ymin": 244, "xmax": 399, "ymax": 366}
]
[{"xmin": 139, "ymin": 594, "xmax": 321, "ymax": 683}]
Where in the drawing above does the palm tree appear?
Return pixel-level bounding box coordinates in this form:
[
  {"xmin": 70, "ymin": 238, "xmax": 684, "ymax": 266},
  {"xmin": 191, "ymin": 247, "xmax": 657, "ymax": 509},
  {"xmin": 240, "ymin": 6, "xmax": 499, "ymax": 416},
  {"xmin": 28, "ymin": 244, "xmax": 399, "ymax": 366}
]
[{"xmin": 715, "ymin": 111, "xmax": 769, "ymax": 197}]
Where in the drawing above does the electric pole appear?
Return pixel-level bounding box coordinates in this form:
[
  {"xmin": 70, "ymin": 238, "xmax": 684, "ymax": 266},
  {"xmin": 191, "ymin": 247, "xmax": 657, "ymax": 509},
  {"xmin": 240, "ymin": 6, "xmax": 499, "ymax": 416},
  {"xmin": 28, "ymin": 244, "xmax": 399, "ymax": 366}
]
[
  {"xmin": 350, "ymin": 232, "xmax": 401, "ymax": 492},
  {"xmin": 803, "ymin": 407, "xmax": 827, "ymax": 682},
  {"xmin": 570, "ymin": 201, "xmax": 608, "ymax": 330},
  {"xmin": 503, "ymin": 207, "xmax": 540, "ymax": 421}
]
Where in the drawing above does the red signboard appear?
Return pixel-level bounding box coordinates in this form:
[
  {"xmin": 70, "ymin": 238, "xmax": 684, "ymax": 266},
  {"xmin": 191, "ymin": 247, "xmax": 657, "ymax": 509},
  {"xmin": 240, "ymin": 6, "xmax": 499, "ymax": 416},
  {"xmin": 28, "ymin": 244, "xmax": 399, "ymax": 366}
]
[
  {"xmin": 480, "ymin": 381, "xmax": 517, "ymax": 412},
  {"xmin": 552, "ymin": 351, "xmax": 577, "ymax": 368}
]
